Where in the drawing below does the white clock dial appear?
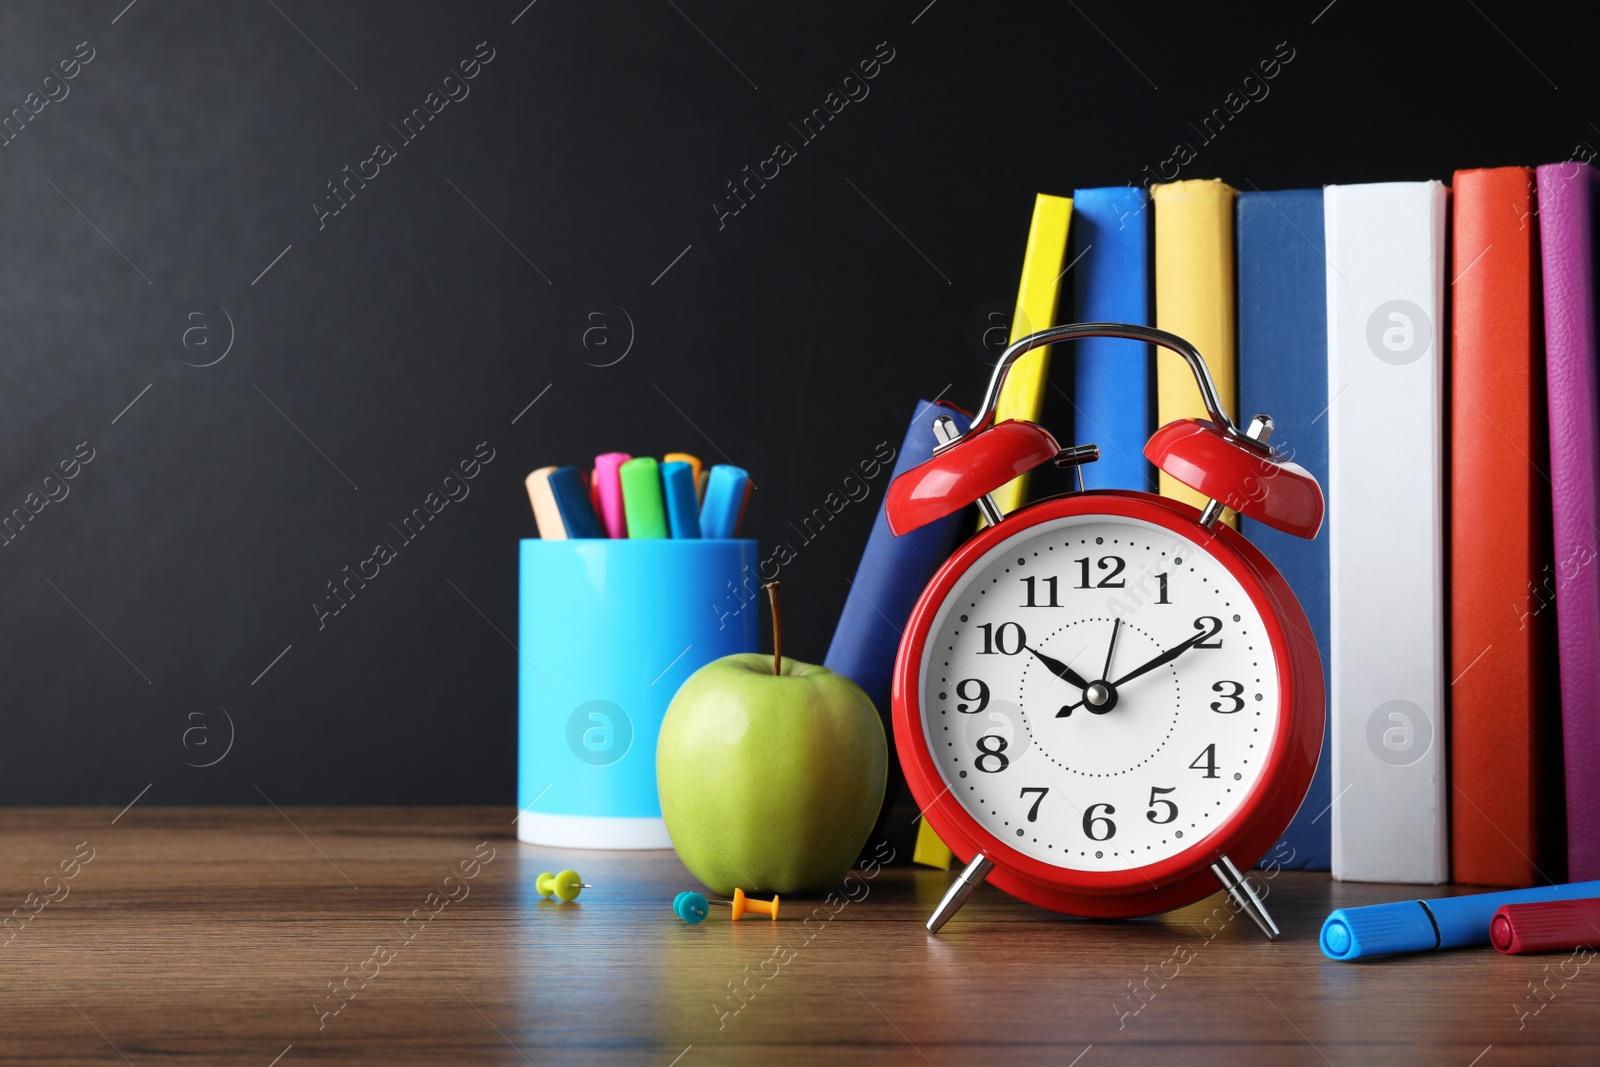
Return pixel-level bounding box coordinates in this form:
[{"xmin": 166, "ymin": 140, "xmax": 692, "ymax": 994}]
[{"xmin": 920, "ymin": 513, "xmax": 1282, "ymax": 873}]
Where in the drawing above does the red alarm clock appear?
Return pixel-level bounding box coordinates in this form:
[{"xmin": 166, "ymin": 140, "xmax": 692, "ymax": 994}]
[{"xmin": 887, "ymin": 323, "xmax": 1324, "ymax": 937}]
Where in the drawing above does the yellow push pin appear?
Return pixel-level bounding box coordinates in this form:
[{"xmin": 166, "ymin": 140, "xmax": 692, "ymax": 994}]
[{"xmin": 535, "ymin": 869, "xmax": 591, "ymax": 902}]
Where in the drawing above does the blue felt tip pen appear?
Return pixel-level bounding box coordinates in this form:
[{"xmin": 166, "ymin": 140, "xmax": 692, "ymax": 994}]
[
  {"xmin": 661, "ymin": 461, "xmax": 702, "ymax": 539},
  {"xmin": 700, "ymin": 465, "xmax": 751, "ymax": 539},
  {"xmin": 1320, "ymin": 880, "xmax": 1600, "ymax": 961}
]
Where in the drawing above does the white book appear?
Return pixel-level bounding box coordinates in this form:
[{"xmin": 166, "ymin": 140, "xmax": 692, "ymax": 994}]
[{"xmin": 1325, "ymin": 181, "xmax": 1449, "ymax": 884}]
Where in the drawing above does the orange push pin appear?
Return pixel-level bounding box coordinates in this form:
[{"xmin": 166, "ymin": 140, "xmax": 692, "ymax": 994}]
[{"xmin": 728, "ymin": 887, "xmax": 779, "ymax": 921}]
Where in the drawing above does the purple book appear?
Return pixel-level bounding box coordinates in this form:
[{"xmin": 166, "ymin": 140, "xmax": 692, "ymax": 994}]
[{"xmin": 1539, "ymin": 161, "xmax": 1600, "ymax": 881}]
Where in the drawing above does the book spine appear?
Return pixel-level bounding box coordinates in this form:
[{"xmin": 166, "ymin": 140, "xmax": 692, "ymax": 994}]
[
  {"xmin": 1071, "ymin": 186, "xmax": 1154, "ymax": 491},
  {"xmin": 1538, "ymin": 162, "xmax": 1600, "ymax": 882},
  {"xmin": 990, "ymin": 193, "xmax": 1071, "ymax": 515},
  {"xmin": 1451, "ymin": 167, "xmax": 1556, "ymax": 887},
  {"xmin": 1325, "ymin": 181, "xmax": 1449, "ymax": 884},
  {"xmin": 1237, "ymin": 188, "xmax": 1331, "ymax": 870},
  {"xmin": 825, "ymin": 399, "xmax": 973, "ymax": 861},
  {"xmin": 1152, "ymin": 179, "xmax": 1238, "ymax": 514}
]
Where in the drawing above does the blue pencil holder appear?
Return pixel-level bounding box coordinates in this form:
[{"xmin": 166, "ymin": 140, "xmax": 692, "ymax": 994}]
[{"xmin": 516, "ymin": 538, "xmax": 759, "ymax": 849}]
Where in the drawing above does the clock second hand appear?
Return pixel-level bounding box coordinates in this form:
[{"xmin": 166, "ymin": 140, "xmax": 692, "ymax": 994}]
[
  {"xmin": 1058, "ymin": 618, "xmax": 1123, "ymax": 718},
  {"xmin": 1100, "ymin": 617, "xmax": 1121, "ymax": 681}
]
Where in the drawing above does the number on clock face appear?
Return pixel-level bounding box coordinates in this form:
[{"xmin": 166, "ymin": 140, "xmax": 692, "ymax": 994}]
[{"xmin": 920, "ymin": 514, "xmax": 1281, "ymax": 872}]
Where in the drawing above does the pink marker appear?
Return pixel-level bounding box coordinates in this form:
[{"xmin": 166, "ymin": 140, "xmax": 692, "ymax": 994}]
[{"xmin": 592, "ymin": 452, "xmax": 631, "ymax": 538}]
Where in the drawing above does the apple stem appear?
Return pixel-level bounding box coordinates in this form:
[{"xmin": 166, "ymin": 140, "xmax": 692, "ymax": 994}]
[{"xmin": 764, "ymin": 581, "xmax": 782, "ymax": 676}]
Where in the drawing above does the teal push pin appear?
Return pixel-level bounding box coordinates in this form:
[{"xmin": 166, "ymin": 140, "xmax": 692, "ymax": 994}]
[{"xmin": 674, "ymin": 891, "xmax": 711, "ymax": 923}]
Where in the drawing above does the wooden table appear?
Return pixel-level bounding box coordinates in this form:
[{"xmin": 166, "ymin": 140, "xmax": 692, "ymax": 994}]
[{"xmin": 0, "ymin": 808, "xmax": 1592, "ymax": 1064}]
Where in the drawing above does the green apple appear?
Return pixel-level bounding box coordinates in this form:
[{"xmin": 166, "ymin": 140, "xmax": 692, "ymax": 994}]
[{"xmin": 657, "ymin": 651, "xmax": 886, "ymax": 895}]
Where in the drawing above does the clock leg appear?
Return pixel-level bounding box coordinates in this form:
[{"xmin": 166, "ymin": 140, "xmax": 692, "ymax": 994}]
[
  {"xmin": 926, "ymin": 852, "xmax": 994, "ymax": 934},
  {"xmin": 1211, "ymin": 854, "xmax": 1280, "ymax": 940}
]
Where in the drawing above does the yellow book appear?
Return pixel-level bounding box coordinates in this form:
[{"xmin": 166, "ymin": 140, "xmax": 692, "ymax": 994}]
[
  {"xmin": 988, "ymin": 192, "xmax": 1072, "ymax": 516},
  {"xmin": 1152, "ymin": 179, "xmax": 1238, "ymax": 517},
  {"xmin": 915, "ymin": 193, "xmax": 1071, "ymax": 872},
  {"xmin": 912, "ymin": 818, "xmax": 952, "ymax": 869}
]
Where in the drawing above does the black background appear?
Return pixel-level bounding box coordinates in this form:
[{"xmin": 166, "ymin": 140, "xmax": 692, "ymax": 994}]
[{"xmin": 0, "ymin": 1, "xmax": 1590, "ymax": 805}]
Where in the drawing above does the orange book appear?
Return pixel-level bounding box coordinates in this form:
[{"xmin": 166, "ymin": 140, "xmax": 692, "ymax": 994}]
[{"xmin": 1450, "ymin": 166, "xmax": 1561, "ymax": 886}]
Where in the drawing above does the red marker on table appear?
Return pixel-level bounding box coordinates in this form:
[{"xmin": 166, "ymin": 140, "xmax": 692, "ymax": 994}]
[{"xmin": 1491, "ymin": 898, "xmax": 1600, "ymax": 955}]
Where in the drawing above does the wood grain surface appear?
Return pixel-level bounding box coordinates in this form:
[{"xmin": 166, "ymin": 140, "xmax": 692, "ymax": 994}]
[{"xmin": 0, "ymin": 807, "xmax": 1593, "ymax": 1065}]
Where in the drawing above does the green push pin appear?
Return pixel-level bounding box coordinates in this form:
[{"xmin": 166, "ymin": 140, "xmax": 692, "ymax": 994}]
[{"xmin": 535, "ymin": 869, "xmax": 591, "ymax": 902}]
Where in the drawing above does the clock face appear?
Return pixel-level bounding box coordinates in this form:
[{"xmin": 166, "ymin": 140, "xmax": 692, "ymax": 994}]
[{"xmin": 918, "ymin": 512, "xmax": 1282, "ymax": 874}]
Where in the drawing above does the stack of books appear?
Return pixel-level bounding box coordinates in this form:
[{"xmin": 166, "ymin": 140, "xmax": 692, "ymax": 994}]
[{"xmin": 1050, "ymin": 164, "xmax": 1598, "ymax": 887}]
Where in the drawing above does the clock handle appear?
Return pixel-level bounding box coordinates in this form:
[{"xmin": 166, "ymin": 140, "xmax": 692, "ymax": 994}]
[
  {"xmin": 1211, "ymin": 854, "xmax": 1281, "ymax": 940},
  {"xmin": 926, "ymin": 853, "xmax": 994, "ymax": 934},
  {"xmin": 956, "ymin": 323, "xmax": 1244, "ymax": 444}
]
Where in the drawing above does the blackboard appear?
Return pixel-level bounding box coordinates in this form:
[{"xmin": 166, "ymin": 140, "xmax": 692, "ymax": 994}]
[{"xmin": 0, "ymin": 0, "xmax": 1587, "ymax": 804}]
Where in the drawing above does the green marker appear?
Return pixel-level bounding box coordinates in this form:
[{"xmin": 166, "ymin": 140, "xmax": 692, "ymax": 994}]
[{"xmin": 619, "ymin": 457, "xmax": 669, "ymax": 538}]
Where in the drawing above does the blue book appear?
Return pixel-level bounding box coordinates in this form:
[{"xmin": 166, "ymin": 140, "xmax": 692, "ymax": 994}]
[
  {"xmin": 1237, "ymin": 188, "xmax": 1331, "ymax": 870},
  {"xmin": 1069, "ymin": 186, "xmax": 1153, "ymax": 490},
  {"xmin": 825, "ymin": 399, "xmax": 973, "ymax": 853}
]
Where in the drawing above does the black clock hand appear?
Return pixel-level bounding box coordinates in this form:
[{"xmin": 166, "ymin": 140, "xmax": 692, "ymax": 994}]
[
  {"xmin": 1026, "ymin": 645, "xmax": 1093, "ymax": 692},
  {"xmin": 1100, "ymin": 617, "xmax": 1121, "ymax": 682},
  {"xmin": 1110, "ymin": 626, "xmax": 1210, "ymax": 688}
]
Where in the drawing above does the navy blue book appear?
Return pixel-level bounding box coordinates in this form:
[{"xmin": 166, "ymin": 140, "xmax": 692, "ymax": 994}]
[
  {"xmin": 1070, "ymin": 186, "xmax": 1153, "ymax": 490},
  {"xmin": 826, "ymin": 398, "xmax": 972, "ymax": 855},
  {"xmin": 1237, "ymin": 188, "xmax": 1332, "ymax": 870}
]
